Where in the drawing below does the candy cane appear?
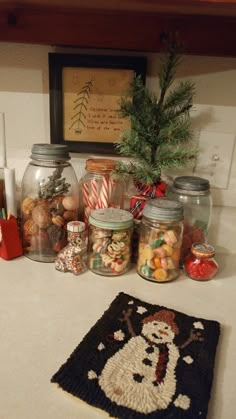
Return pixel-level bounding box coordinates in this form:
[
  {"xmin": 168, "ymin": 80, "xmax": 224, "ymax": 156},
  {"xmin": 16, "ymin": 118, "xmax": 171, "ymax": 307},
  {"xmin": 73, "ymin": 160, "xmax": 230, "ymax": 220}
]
[
  {"xmin": 97, "ymin": 175, "xmax": 109, "ymax": 208},
  {"xmin": 82, "ymin": 182, "xmax": 94, "ymax": 209},
  {"xmin": 84, "ymin": 205, "xmax": 91, "ymax": 224},
  {"xmin": 91, "ymin": 178, "xmax": 99, "ymax": 204}
]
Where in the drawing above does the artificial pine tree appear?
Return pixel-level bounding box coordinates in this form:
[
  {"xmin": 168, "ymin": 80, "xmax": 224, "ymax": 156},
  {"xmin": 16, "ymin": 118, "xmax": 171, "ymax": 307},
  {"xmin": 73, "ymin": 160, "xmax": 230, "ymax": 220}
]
[{"xmin": 115, "ymin": 44, "xmax": 198, "ymax": 188}]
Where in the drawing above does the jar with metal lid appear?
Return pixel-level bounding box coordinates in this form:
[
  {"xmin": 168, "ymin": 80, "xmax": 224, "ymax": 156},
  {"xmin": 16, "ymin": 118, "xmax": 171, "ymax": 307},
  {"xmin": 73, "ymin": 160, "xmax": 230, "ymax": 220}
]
[
  {"xmin": 137, "ymin": 198, "xmax": 184, "ymax": 283},
  {"xmin": 21, "ymin": 144, "xmax": 79, "ymax": 262},
  {"xmin": 79, "ymin": 158, "xmax": 124, "ymax": 224},
  {"xmin": 88, "ymin": 208, "xmax": 133, "ymax": 276},
  {"xmin": 55, "ymin": 221, "xmax": 88, "ymax": 275},
  {"xmin": 184, "ymin": 243, "xmax": 218, "ymax": 281},
  {"xmin": 167, "ymin": 176, "xmax": 212, "ymax": 262}
]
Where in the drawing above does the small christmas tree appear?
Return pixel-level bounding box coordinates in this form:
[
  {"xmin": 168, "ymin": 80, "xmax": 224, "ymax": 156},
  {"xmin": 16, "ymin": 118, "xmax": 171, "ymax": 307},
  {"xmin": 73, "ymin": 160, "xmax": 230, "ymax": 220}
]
[{"xmin": 115, "ymin": 44, "xmax": 198, "ymax": 186}]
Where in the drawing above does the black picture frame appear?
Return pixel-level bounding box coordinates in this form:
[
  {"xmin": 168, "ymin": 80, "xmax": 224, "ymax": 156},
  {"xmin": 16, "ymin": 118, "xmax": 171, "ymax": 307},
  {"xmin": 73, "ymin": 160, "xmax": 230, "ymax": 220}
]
[{"xmin": 49, "ymin": 53, "xmax": 147, "ymax": 154}]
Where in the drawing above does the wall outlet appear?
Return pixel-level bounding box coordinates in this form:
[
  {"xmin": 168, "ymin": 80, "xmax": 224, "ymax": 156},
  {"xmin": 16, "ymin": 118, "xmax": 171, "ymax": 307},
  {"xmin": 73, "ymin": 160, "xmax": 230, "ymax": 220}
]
[{"xmin": 193, "ymin": 130, "xmax": 236, "ymax": 189}]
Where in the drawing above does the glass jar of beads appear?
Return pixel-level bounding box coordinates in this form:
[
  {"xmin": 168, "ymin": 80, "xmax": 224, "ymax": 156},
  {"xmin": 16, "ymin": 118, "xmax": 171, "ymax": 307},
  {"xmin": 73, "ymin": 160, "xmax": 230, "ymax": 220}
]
[
  {"xmin": 88, "ymin": 208, "xmax": 133, "ymax": 276},
  {"xmin": 184, "ymin": 243, "xmax": 218, "ymax": 281},
  {"xmin": 137, "ymin": 198, "xmax": 184, "ymax": 283},
  {"xmin": 79, "ymin": 158, "xmax": 124, "ymax": 224},
  {"xmin": 167, "ymin": 176, "xmax": 212, "ymax": 263},
  {"xmin": 21, "ymin": 144, "xmax": 79, "ymax": 262},
  {"xmin": 55, "ymin": 221, "xmax": 88, "ymax": 275}
]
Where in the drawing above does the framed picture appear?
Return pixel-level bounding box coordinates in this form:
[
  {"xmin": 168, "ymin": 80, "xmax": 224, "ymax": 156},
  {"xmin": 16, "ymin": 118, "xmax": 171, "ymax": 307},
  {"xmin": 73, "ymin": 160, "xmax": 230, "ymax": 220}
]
[{"xmin": 49, "ymin": 53, "xmax": 147, "ymax": 154}]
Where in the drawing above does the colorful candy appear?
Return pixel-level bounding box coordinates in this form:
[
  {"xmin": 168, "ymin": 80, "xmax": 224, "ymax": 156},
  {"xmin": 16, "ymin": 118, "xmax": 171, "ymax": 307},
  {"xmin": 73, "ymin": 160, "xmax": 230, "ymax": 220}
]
[{"xmin": 138, "ymin": 227, "xmax": 182, "ymax": 283}]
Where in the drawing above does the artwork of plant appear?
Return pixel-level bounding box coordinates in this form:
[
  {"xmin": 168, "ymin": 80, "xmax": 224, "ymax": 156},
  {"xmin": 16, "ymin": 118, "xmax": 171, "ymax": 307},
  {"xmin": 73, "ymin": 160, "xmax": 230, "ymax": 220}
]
[{"xmin": 69, "ymin": 79, "xmax": 93, "ymax": 133}]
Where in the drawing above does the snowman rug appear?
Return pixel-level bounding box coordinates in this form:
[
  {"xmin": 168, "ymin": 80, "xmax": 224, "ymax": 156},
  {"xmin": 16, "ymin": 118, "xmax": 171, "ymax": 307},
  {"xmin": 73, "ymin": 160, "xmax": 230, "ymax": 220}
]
[{"xmin": 51, "ymin": 292, "xmax": 220, "ymax": 419}]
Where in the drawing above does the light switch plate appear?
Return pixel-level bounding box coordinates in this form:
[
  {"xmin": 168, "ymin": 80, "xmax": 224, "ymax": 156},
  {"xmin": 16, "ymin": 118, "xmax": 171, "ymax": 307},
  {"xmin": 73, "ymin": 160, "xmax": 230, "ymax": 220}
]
[{"xmin": 193, "ymin": 130, "xmax": 236, "ymax": 189}]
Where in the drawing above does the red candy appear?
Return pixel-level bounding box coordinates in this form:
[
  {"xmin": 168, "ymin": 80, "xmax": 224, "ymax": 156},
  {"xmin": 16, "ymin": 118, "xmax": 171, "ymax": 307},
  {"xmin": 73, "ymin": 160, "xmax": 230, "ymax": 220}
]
[{"xmin": 184, "ymin": 253, "xmax": 218, "ymax": 281}]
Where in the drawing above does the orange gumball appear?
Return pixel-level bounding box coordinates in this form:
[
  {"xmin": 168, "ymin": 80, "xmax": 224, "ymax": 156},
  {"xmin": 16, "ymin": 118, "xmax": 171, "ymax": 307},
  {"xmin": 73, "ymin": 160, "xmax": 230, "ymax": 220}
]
[
  {"xmin": 153, "ymin": 268, "xmax": 168, "ymax": 282},
  {"xmin": 154, "ymin": 257, "xmax": 161, "ymax": 268}
]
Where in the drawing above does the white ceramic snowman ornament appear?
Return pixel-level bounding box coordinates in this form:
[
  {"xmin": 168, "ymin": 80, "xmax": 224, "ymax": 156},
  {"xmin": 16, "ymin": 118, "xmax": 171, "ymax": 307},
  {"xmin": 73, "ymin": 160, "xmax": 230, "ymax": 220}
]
[{"xmin": 89, "ymin": 306, "xmax": 204, "ymax": 414}]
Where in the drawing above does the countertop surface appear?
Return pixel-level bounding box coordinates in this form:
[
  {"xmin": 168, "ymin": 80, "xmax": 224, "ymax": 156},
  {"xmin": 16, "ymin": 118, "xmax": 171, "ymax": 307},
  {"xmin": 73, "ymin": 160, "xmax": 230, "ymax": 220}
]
[{"xmin": 0, "ymin": 254, "xmax": 236, "ymax": 419}]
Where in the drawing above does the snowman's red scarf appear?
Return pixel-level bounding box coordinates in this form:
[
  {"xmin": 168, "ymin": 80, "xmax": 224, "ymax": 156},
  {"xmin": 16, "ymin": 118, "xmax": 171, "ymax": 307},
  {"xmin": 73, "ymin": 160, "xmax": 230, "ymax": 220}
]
[{"xmin": 141, "ymin": 334, "xmax": 169, "ymax": 384}]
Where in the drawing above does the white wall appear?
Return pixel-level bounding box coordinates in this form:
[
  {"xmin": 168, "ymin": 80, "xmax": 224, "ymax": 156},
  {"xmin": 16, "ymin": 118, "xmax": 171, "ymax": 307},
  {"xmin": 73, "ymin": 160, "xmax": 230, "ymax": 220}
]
[{"xmin": 0, "ymin": 42, "xmax": 235, "ymax": 252}]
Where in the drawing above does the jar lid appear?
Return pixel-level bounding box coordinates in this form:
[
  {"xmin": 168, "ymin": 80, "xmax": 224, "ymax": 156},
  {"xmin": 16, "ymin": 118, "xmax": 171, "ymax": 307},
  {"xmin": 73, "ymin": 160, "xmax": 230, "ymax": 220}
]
[
  {"xmin": 31, "ymin": 144, "xmax": 71, "ymax": 161},
  {"xmin": 67, "ymin": 221, "xmax": 86, "ymax": 233},
  {"xmin": 172, "ymin": 176, "xmax": 210, "ymax": 195},
  {"xmin": 89, "ymin": 208, "xmax": 133, "ymax": 230},
  {"xmin": 85, "ymin": 158, "xmax": 116, "ymax": 173},
  {"xmin": 191, "ymin": 242, "xmax": 215, "ymax": 258},
  {"xmin": 143, "ymin": 198, "xmax": 184, "ymax": 221}
]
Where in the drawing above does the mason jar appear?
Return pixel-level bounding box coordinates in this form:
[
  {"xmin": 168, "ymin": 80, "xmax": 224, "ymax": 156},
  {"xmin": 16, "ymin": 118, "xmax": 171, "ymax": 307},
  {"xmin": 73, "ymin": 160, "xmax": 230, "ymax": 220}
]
[
  {"xmin": 88, "ymin": 208, "xmax": 133, "ymax": 276},
  {"xmin": 167, "ymin": 176, "xmax": 212, "ymax": 263},
  {"xmin": 21, "ymin": 144, "xmax": 79, "ymax": 262},
  {"xmin": 137, "ymin": 198, "xmax": 184, "ymax": 283},
  {"xmin": 79, "ymin": 158, "xmax": 124, "ymax": 224},
  {"xmin": 184, "ymin": 243, "xmax": 218, "ymax": 281}
]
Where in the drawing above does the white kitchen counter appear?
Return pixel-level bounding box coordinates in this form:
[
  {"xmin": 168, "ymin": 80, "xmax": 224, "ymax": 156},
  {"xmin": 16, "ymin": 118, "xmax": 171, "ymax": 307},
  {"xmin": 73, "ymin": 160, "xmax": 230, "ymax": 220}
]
[{"xmin": 0, "ymin": 254, "xmax": 235, "ymax": 419}]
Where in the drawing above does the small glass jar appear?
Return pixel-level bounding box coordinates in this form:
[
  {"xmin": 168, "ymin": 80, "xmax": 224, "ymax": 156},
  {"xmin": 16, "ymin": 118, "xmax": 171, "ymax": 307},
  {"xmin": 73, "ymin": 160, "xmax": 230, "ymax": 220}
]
[
  {"xmin": 184, "ymin": 243, "xmax": 218, "ymax": 281},
  {"xmin": 55, "ymin": 221, "xmax": 88, "ymax": 275},
  {"xmin": 88, "ymin": 208, "xmax": 133, "ymax": 276},
  {"xmin": 21, "ymin": 144, "xmax": 79, "ymax": 262},
  {"xmin": 167, "ymin": 176, "xmax": 212, "ymax": 262},
  {"xmin": 79, "ymin": 158, "xmax": 124, "ymax": 224},
  {"xmin": 137, "ymin": 198, "xmax": 184, "ymax": 283}
]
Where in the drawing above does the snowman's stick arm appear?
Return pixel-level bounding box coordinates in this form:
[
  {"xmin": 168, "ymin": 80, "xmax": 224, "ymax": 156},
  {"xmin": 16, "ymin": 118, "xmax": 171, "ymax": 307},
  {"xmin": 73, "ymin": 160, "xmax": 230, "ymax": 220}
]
[
  {"xmin": 179, "ymin": 328, "xmax": 204, "ymax": 349},
  {"xmin": 119, "ymin": 308, "xmax": 136, "ymax": 337}
]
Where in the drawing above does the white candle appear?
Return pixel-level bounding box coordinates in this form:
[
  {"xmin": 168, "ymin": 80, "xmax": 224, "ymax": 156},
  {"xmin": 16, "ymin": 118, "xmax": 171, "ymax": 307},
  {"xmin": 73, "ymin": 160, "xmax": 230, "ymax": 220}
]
[
  {"xmin": 4, "ymin": 167, "xmax": 17, "ymax": 217},
  {"xmin": 0, "ymin": 112, "xmax": 7, "ymax": 168}
]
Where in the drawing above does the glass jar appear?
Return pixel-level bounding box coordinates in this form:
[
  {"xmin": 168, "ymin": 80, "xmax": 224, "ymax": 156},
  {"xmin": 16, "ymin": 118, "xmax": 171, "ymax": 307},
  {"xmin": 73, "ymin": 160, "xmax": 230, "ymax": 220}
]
[
  {"xmin": 55, "ymin": 221, "xmax": 88, "ymax": 275},
  {"xmin": 79, "ymin": 158, "xmax": 124, "ymax": 224},
  {"xmin": 167, "ymin": 176, "xmax": 212, "ymax": 263},
  {"xmin": 21, "ymin": 144, "xmax": 79, "ymax": 262},
  {"xmin": 137, "ymin": 198, "xmax": 184, "ymax": 283},
  {"xmin": 184, "ymin": 243, "xmax": 218, "ymax": 281},
  {"xmin": 88, "ymin": 208, "xmax": 133, "ymax": 276}
]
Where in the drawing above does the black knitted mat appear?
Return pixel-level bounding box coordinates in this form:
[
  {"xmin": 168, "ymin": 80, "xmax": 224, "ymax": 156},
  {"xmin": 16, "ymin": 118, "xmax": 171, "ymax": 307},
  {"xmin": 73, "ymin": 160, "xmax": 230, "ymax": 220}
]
[{"xmin": 51, "ymin": 292, "xmax": 220, "ymax": 419}]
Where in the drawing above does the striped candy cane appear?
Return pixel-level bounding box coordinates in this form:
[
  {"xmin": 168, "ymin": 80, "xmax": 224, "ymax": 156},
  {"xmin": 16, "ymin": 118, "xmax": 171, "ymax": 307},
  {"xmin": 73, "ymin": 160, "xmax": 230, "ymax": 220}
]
[
  {"xmin": 91, "ymin": 178, "xmax": 99, "ymax": 204},
  {"xmin": 82, "ymin": 182, "xmax": 94, "ymax": 209},
  {"xmin": 97, "ymin": 175, "xmax": 109, "ymax": 208}
]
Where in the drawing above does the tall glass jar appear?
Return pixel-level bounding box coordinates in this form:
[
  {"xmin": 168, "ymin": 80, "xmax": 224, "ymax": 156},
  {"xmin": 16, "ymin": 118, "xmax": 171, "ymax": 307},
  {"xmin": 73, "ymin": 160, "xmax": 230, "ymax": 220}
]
[
  {"xmin": 137, "ymin": 198, "xmax": 184, "ymax": 283},
  {"xmin": 88, "ymin": 208, "xmax": 133, "ymax": 276},
  {"xmin": 167, "ymin": 176, "xmax": 212, "ymax": 263},
  {"xmin": 21, "ymin": 144, "xmax": 79, "ymax": 262},
  {"xmin": 79, "ymin": 158, "xmax": 124, "ymax": 224}
]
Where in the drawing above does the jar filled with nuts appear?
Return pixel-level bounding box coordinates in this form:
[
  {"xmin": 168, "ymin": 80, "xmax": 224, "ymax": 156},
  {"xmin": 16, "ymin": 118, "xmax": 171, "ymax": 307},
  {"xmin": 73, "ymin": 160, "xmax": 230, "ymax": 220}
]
[{"xmin": 21, "ymin": 144, "xmax": 79, "ymax": 262}]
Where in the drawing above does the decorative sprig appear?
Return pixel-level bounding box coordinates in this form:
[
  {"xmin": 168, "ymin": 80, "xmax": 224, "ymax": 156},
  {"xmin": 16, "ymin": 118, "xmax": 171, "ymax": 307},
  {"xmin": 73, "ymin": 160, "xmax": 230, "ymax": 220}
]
[{"xmin": 115, "ymin": 45, "xmax": 198, "ymax": 184}]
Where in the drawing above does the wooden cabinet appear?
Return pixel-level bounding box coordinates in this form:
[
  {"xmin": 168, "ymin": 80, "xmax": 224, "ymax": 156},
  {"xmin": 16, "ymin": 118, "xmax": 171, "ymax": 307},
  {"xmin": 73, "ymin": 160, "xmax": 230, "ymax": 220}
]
[{"xmin": 0, "ymin": 1, "xmax": 236, "ymax": 56}]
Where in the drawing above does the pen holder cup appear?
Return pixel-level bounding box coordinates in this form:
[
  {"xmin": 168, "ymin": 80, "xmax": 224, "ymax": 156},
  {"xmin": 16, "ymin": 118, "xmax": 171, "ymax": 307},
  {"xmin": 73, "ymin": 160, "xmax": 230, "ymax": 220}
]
[{"xmin": 0, "ymin": 216, "xmax": 23, "ymax": 260}]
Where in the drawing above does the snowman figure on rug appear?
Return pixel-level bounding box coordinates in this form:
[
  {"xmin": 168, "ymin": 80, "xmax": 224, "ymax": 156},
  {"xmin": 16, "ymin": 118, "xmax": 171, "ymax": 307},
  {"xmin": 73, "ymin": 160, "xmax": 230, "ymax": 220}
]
[{"xmin": 93, "ymin": 307, "xmax": 204, "ymax": 414}]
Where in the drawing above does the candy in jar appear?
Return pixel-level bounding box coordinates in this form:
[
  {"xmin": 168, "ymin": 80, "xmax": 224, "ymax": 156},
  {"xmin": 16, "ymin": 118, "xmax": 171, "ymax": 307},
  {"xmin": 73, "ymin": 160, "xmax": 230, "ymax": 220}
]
[
  {"xmin": 184, "ymin": 243, "xmax": 218, "ymax": 281},
  {"xmin": 137, "ymin": 198, "xmax": 184, "ymax": 283},
  {"xmin": 55, "ymin": 221, "xmax": 88, "ymax": 275},
  {"xmin": 88, "ymin": 208, "xmax": 133, "ymax": 276}
]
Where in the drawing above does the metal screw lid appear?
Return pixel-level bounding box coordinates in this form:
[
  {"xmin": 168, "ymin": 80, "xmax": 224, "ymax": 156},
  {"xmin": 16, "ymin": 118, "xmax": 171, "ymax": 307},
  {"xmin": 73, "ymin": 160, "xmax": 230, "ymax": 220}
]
[
  {"xmin": 67, "ymin": 221, "xmax": 86, "ymax": 233},
  {"xmin": 143, "ymin": 198, "xmax": 184, "ymax": 221},
  {"xmin": 191, "ymin": 242, "xmax": 215, "ymax": 258},
  {"xmin": 89, "ymin": 208, "xmax": 133, "ymax": 230},
  {"xmin": 172, "ymin": 176, "xmax": 210, "ymax": 195},
  {"xmin": 85, "ymin": 158, "xmax": 116, "ymax": 173},
  {"xmin": 31, "ymin": 144, "xmax": 71, "ymax": 161}
]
